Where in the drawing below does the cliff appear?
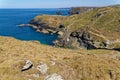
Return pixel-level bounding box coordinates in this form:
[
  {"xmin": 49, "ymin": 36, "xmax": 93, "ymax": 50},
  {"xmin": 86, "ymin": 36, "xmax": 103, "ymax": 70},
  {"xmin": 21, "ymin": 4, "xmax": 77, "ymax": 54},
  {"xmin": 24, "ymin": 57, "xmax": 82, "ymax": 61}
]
[
  {"xmin": 69, "ymin": 7, "xmax": 96, "ymax": 15},
  {"xmin": 29, "ymin": 6, "xmax": 120, "ymax": 50},
  {"xmin": 1, "ymin": 36, "xmax": 120, "ymax": 80}
]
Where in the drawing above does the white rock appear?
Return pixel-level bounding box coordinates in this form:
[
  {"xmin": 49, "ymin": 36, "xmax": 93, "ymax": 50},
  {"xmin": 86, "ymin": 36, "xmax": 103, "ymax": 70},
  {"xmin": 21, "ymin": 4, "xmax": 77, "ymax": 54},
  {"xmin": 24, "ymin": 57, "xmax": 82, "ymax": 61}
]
[
  {"xmin": 44, "ymin": 73, "xmax": 64, "ymax": 80},
  {"xmin": 21, "ymin": 60, "xmax": 33, "ymax": 71},
  {"xmin": 36, "ymin": 62, "xmax": 48, "ymax": 74},
  {"xmin": 67, "ymin": 38, "xmax": 70, "ymax": 42},
  {"xmin": 50, "ymin": 61, "xmax": 56, "ymax": 66}
]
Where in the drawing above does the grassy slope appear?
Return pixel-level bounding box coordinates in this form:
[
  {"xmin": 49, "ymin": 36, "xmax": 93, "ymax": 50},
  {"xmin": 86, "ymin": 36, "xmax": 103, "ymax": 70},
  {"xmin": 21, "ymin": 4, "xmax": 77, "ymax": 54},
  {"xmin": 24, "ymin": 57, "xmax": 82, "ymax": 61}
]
[
  {"xmin": 33, "ymin": 6, "xmax": 120, "ymax": 48},
  {"xmin": 0, "ymin": 36, "xmax": 120, "ymax": 80},
  {"xmin": 63, "ymin": 6, "xmax": 120, "ymax": 40},
  {"xmin": 34, "ymin": 15, "xmax": 67, "ymax": 27}
]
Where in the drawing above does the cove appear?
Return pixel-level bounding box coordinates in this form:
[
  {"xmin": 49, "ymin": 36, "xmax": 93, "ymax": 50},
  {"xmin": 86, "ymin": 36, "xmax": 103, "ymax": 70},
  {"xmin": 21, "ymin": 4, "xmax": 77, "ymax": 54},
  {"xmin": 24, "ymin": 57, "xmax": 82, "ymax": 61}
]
[{"xmin": 0, "ymin": 9, "xmax": 69, "ymax": 45}]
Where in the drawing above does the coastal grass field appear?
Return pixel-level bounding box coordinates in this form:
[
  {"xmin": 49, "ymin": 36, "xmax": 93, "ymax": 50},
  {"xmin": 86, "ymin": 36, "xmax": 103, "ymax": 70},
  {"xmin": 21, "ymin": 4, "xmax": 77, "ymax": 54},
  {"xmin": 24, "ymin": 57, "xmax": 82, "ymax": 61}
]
[
  {"xmin": 0, "ymin": 4, "xmax": 120, "ymax": 80},
  {"xmin": 0, "ymin": 36, "xmax": 120, "ymax": 80}
]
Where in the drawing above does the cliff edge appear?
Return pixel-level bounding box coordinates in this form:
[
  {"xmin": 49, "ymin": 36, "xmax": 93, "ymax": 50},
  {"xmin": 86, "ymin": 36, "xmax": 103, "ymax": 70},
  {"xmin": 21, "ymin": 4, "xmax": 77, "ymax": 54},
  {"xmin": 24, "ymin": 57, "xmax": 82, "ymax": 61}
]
[{"xmin": 29, "ymin": 6, "xmax": 120, "ymax": 50}]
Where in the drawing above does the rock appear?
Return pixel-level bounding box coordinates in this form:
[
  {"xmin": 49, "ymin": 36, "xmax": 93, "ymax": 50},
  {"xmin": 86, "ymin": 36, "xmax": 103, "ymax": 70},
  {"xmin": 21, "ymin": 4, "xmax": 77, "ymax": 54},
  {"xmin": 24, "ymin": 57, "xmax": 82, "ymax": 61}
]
[
  {"xmin": 69, "ymin": 7, "xmax": 96, "ymax": 15},
  {"xmin": 56, "ymin": 11, "xmax": 62, "ymax": 15},
  {"xmin": 58, "ymin": 31, "xmax": 64, "ymax": 36},
  {"xmin": 17, "ymin": 24, "xmax": 32, "ymax": 27},
  {"xmin": 21, "ymin": 60, "xmax": 33, "ymax": 71},
  {"xmin": 36, "ymin": 29, "xmax": 41, "ymax": 32},
  {"xmin": 41, "ymin": 29, "xmax": 49, "ymax": 34},
  {"xmin": 36, "ymin": 62, "xmax": 48, "ymax": 74},
  {"xmin": 94, "ymin": 13, "xmax": 102, "ymax": 18},
  {"xmin": 67, "ymin": 38, "xmax": 70, "ymax": 42},
  {"xmin": 44, "ymin": 73, "xmax": 64, "ymax": 80},
  {"xmin": 50, "ymin": 60, "xmax": 56, "ymax": 66},
  {"xmin": 59, "ymin": 25, "xmax": 65, "ymax": 28},
  {"xmin": 47, "ymin": 29, "xmax": 56, "ymax": 33}
]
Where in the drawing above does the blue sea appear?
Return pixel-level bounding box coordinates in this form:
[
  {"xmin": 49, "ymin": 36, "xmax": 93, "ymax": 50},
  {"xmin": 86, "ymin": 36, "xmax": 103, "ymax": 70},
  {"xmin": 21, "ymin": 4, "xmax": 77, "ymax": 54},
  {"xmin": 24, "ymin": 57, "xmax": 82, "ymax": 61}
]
[{"xmin": 0, "ymin": 8, "xmax": 69, "ymax": 45}]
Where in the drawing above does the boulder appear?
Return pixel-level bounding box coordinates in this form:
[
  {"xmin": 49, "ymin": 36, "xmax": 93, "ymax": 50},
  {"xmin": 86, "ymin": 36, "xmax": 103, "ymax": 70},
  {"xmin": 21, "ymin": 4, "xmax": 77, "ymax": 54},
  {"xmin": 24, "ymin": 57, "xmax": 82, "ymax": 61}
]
[
  {"xmin": 36, "ymin": 62, "xmax": 48, "ymax": 74},
  {"xmin": 44, "ymin": 73, "xmax": 64, "ymax": 80},
  {"xmin": 21, "ymin": 60, "xmax": 33, "ymax": 71}
]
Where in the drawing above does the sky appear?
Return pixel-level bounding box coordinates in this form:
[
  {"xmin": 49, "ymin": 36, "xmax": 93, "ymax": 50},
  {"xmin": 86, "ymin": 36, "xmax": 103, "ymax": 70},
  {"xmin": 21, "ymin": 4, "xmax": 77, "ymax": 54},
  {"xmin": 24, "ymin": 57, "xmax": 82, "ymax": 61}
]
[{"xmin": 0, "ymin": 0, "xmax": 119, "ymax": 8}]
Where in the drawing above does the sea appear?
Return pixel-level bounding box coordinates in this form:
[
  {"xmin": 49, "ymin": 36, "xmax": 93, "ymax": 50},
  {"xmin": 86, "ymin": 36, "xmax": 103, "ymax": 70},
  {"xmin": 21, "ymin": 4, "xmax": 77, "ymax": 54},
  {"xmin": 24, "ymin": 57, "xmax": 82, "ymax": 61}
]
[{"xmin": 0, "ymin": 8, "xmax": 69, "ymax": 45}]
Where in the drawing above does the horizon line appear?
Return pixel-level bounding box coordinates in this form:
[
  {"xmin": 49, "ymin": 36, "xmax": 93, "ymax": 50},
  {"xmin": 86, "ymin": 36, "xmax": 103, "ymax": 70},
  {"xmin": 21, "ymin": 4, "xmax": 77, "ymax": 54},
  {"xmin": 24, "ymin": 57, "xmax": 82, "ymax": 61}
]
[{"xmin": 0, "ymin": 4, "xmax": 119, "ymax": 9}]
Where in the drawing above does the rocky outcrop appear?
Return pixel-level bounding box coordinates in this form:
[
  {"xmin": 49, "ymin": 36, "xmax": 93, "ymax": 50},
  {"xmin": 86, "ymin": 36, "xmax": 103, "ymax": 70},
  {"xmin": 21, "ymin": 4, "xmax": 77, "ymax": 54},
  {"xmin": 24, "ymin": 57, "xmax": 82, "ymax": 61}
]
[
  {"xmin": 36, "ymin": 62, "xmax": 49, "ymax": 74},
  {"xmin": 21, "ymin": 60, "xmax": 33, "ymax": 71},
  {"xmin": 28, "ymin": 15, "xmax": 66, "ymax": 34},
  {"xmin": 54, "ymin": 29, "xmax": 107, "ymax": 49},
  {"xmin": 29, "ymin": 16, "xmax": 120, "ymax": 50},
  {"xmin": 44, "ymin": 73, "xmax": 64, "ymax": 80},
  {"xmin": 69, "ymin": 7, "xmax": 96, "ymax": 15},
  {"xmin": 29, "ymin": 19, "xmax": 57, "ymax": 34},
  {"xmin": 28, "ymin": 6, "xmax": 120, "ymax": 50}
]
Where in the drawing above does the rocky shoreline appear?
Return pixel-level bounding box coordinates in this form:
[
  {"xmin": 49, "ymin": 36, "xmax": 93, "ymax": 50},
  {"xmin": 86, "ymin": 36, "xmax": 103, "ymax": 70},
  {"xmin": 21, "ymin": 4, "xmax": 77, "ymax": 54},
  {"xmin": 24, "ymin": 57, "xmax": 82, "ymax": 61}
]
[
  {"xmin": 19, "ymin": 22, "xmax": 106, "ymax": 50},
  {"xmin": 18, "ymin": 6, "xmax": 120, "ymax": 50}
]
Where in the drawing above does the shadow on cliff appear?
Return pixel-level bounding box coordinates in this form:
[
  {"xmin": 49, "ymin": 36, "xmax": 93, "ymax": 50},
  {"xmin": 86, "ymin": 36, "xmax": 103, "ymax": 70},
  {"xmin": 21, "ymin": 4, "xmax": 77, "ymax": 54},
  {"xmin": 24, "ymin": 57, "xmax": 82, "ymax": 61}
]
[{"xmin": 90, "ymin": 48, "xmax": 120, "ymax": 52}]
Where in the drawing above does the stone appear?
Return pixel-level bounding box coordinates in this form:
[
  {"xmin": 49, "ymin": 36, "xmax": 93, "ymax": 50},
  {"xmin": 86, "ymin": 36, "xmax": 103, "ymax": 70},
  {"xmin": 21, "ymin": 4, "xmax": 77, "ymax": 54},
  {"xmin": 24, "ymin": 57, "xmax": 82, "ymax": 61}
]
[
  {"xmin": 44, "ymin": 73, "xmax": 64, "ymax": 80},
  {"xmin": 17, "ymin": 24, "xmax": 31, "ymax": 27},
  {"xmin": 36, "ymin": 62, "xmax": 48, "ymax": 74},
  {"xmin": 50, "ymin": 60, "xmax": 56, "ymax": 66},
  {"xmin": 36, "ymin": 29, "xmax": 41, "ymax": 32},
  {"xmin": 58, "ymin": 31, "xmax": 64, "ymax": 36},
  {"xmin": 21, "ymin": 60, "xmax": 33, "ymax": 71},
  {"xmin": 41, "ymin": 29, "xmax": 49, "ymax": 34}
]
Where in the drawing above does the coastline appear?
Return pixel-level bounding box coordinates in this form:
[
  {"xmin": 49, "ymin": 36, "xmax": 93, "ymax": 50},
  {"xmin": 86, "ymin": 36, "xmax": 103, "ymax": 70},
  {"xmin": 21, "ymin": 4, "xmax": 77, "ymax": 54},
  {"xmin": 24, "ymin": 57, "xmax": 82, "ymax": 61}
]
[{"xmin": 19, "ymin": 5, "xmax": 120, "ymax": 50}]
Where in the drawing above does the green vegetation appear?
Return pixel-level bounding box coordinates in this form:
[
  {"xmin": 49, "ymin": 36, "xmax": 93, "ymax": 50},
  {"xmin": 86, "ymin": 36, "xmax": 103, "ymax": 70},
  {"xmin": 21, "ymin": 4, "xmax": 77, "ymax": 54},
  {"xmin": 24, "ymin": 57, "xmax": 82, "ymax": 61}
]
[
  {"xmin": 32, "ymin": 6, "xmax": 120, "ymax": 49},
  {"xmin": 34, "ymin": 6, "xmax": 120, "ymax": 38},
  {"xmin": 34, "ymin": 15, "xmax": 66, "ymax": 27}
]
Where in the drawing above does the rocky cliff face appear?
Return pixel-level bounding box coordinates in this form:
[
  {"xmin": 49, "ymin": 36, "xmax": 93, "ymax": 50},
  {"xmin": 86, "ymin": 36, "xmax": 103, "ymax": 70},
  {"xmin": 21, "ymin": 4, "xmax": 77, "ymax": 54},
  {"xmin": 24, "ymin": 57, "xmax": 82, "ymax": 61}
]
[
  {"xmin": 29, "ymin": 6, "xmax": 120, "ymax": 50},
  {"xmin": 69, "ymin": 7, "xmax": 97, "ymax": 15},
  {"xmin": 29, "ymin": 15, "xmax": 66, "ymax": 34}
]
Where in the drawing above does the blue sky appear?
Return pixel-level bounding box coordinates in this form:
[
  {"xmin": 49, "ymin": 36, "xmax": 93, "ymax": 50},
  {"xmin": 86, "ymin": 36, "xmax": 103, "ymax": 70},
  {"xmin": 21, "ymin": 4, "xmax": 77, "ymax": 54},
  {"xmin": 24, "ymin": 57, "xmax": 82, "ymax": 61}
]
[{"xmin": 0, "ymin": 0, "xmax": 119, "ymax": 8}]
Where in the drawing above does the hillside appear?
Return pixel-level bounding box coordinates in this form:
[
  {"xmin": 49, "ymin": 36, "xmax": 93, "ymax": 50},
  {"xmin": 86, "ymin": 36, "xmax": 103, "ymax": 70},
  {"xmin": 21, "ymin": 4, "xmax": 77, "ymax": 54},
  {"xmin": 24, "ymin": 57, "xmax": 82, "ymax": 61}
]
[
  {"xmin": 68, "ymin": 7, "xmax": 96, "ymax": 15},
  {"xmin": 1, "ymin": 36, "xmax": 120, "ymax": 80},
  {"xmin": 29, "ymin": 6, "xmax": 120, "ymax": 49}
]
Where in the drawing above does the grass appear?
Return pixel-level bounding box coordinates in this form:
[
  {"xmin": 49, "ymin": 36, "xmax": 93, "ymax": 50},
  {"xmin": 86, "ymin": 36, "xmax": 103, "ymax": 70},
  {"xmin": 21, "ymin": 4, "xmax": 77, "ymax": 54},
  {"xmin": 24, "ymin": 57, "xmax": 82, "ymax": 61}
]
[
  {"xmin": 0, "ymin": 36, "xmax": 120, "ymax": 80},
  {"xmin": 1, "ymin": 5, "xmax": 120, "ymax": 80},
  {"xmin": 32, "ymin": 6, "xmax": 120, "ymax": 49},
  {"xmin": 34, "ymin": 15, "xmax": 67, "ymax": 27},
  {"xmin": 33, "ymin": 6, "xmax": 120, "ymax": 38}
]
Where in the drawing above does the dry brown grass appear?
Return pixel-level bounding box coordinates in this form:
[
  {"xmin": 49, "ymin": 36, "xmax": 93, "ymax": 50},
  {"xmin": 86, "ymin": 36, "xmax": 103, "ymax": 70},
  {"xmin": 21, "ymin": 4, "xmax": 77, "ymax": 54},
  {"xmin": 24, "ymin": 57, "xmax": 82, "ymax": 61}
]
[
  {"xmin": 34, "ymin": 15, "xmax": 67, "ymax": 27},
  {"xmin": 0, "ymin": 36, "xmax": 120, "ymax": 80}
]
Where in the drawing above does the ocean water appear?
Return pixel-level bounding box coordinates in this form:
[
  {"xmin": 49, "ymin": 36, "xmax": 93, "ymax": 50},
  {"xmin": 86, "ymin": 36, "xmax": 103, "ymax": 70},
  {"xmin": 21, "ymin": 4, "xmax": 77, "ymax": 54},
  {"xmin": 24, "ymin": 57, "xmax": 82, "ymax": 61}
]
[{"xmin": 0, "ymin": 8, "xmax": 69, "ymax": 45}]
